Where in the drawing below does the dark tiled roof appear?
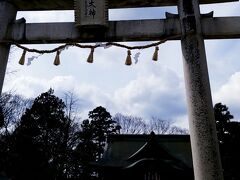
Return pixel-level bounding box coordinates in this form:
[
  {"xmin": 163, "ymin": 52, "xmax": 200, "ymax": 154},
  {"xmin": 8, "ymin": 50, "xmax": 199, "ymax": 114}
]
[{"xmin": 95, "ymin": 134, "xmax": 193, "ymax": 169}]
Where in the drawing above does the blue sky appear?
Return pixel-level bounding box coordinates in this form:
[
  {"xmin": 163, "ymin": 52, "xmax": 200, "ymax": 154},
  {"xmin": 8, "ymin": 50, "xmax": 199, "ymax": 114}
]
[{"xmin": 3, "ymin": 2, "xmax": 240, "ymax": 128}]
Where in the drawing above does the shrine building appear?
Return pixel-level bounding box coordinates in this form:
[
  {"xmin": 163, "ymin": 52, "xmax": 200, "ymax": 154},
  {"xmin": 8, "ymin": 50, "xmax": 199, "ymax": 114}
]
[{"xmin": 93, "ymin": 133, "xmax": 193, "ymax": 180}]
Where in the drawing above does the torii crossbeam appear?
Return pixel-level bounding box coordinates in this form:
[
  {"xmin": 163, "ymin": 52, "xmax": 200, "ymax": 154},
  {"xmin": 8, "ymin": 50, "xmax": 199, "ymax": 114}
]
[{"xmin": 0, "ymin": 0, "xmax": 240, "ymax": 179}]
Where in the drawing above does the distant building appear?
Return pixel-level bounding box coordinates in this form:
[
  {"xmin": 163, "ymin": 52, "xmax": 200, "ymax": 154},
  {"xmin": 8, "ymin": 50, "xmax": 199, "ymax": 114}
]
[{"xmin": 93, "ymin": 132, "xmax": 194, "ymax": 180}]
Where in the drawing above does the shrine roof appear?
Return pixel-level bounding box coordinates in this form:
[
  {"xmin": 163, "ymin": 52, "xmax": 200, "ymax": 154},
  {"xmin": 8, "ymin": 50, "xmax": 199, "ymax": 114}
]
[
  {"xmin": 94, "ymin": 134, "xmax": 193, "ymax": 169},
  {"xmin": 7, "ymin": 0, "xmax": 238, "ymax": 11}
]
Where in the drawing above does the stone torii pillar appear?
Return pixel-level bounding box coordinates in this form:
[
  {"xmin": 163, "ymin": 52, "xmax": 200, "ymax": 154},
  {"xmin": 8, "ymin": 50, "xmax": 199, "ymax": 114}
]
[
  {"xmin": 0, "ymin": 2, "xmax": 17, "ymax": 94},
  {"xmin": 178, "ymin": 0, "xmax": 223, "ymax": 179}
]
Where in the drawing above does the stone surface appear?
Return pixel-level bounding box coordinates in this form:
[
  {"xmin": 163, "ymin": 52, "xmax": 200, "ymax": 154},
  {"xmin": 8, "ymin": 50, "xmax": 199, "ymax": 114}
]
[
  {"xmin": 3, "ymin": 17, "xmax": 240, "ymax": 44},
  {"xmin": 0, "ymin": 2, "xmax": 17, "ymax": 94},
  {"xmin": 6, "ymin": 0, "xmax": 238, "ymax": 11},
  {"xmin": 178, "ymin": 0, "xmax": 224, "ymax": 180}
]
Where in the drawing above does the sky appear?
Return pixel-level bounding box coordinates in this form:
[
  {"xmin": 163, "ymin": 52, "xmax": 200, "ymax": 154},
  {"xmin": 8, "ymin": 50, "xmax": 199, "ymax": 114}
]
[{"xmin": 3, "ymin": 2, "xmax": 240, "ymax": 129}]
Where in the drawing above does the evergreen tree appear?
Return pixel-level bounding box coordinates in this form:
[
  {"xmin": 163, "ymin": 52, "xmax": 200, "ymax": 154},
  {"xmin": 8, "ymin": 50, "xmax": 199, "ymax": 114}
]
[
  {"xmin": 0, "ymin": 93, "xmax": 32, "ymax": 179},
  {"xmin": 214, "ymin": 102, "xmax": 234, "ymax": 144},
  {"xmin": 70, "ymin": 106, "xmax": 120, "ymax": 179},
  {"xmin": 11, "ymin": 89, "xmax": 70, "ymax": 179},
  {"xmin": 214, "ymin": 103, "xmax": 240, "ymax": 180},
  {"xmin": 89, "ymin": 106, "xmax": 119, "ymax": 159},
  {"xmin": 74, "ymin": 119, "xmax": 98, "ymax": 179}
]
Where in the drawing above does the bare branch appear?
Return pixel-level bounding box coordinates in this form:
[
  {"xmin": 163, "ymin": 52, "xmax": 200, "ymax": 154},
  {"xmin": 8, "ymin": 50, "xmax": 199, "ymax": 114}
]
[{"xmin": 113, "ymin": 113, "xmax": 147, "ymax": 134}]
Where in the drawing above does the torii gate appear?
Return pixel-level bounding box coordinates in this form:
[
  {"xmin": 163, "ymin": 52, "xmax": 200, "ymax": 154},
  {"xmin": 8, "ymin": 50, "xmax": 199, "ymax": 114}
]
[{"xmin": 1, "ymin": 0, "xmax": 240, "ymax": 179}]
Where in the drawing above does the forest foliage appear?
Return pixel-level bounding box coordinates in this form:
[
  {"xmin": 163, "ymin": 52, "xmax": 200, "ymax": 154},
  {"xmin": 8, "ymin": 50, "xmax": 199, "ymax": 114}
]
[{"xmin": 0, "ymin": 90, "xmax": 238, "ymax": 179}]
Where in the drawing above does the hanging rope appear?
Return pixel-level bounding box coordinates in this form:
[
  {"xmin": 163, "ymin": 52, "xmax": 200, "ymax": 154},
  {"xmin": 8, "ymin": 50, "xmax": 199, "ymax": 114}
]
[{"xmin": 13, "ymin": 34, "xmax": 181, "ymax": 66}]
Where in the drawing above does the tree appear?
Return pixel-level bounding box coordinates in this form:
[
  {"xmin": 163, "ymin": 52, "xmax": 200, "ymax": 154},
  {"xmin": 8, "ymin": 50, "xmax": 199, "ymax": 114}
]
[
  {"xmin": 113, "ymin": 113, "xmax": 147, "ymax": 134},
  {"xmin": 169, "ymin": 126, "xmax": 189, "ymax": 135},
  {"xmin": 88, "ymin": 106, "xmax": 120, "ymax": 159},
  {"xmin": 63, "ymin": 90, "xmax": 81, "ymax": 122},
  {"xmin": 0, "ymin": 93, "xmax": 32, "ymax": 179},
  {"xmin": 69, "ymin": 106, "xmax": 120, "ymax": 179},
  {"xmin": 10, "ymin": 89, "xmax": 71, "ymax": 179},
  {"xmin": 148, "ymin": 117, "xmax": 188, "ymax": 135},
  {"xmin": 0, "ymin": 92, "xmax": 32, "ymax": 134},
  {"xmin": 0, "ymin": 106, "xmax": 4, "ymax": 128},
  {"xmin": 148, "ymin": 117, "xmax": 171, "ymax": 134},
  {"xmin": 72, "ymin": 119, "xmax": 98, "ymax": 179},
  {"xmin": 214, "ymin": 102, "xmax": 240, "ymax": 180},
  {"xmin": 214, "ymin": 102, "xmax": 234, "ymax": 144}
]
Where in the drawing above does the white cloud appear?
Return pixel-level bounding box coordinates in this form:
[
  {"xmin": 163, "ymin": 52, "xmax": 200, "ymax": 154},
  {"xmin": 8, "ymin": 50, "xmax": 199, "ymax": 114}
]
[
  {"xmin": 214, "ymin": 72, "xmax": 240, "ymax": 103},
  {"xmin": 5, "ymin": 3, "xmax": 239, "ymax": 130},
  {"xmin": 3, "ymin": 62, "xmax": 188, "ymax": 124},
  {"xmin": 173, "ymin": 114, "xmax": 189, "ymax": 129},
  {"xmin": 3, "ymin": 75, "xmax": 106, "ymax": 118},
  {"xmin": 213, "ymin": 72, "xmax": 240, "ymax": 121},
  {"xmin": 206, "ymin": 40, "xmax": 240, "ymax": 92},
  {"xmin": 111, "ymin": 65, "xmax": 187, "ymax": 120}
]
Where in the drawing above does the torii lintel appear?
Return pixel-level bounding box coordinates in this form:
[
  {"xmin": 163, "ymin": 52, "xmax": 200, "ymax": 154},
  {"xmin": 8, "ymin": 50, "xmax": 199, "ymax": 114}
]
[
  {"xmin": 7, "ymin": 0, "xmax": 238, "ymax": 11},
  {"xmin": 5, "ymin": 17, "xmax": 240, "ymax": 44}
]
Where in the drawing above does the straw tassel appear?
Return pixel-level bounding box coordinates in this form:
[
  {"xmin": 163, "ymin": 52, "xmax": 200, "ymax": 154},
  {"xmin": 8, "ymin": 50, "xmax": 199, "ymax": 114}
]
[
  {"xmin": 87, "ymin": 48, "xmax": 94, "ymax": 63},
  {"xmin": 19, "ymin": 50, "xmax": 27, "ymax": 65},
  {"xmin": 125, "ymin": 50, "xmax": 132, "ymax": 66},
  {"xmin": 152, "ymin": 46, "xmax": 159, "ymax": 61},
  {"xmin": 53, "ymin": 51, "xmax": 61, "ymax": 66}
]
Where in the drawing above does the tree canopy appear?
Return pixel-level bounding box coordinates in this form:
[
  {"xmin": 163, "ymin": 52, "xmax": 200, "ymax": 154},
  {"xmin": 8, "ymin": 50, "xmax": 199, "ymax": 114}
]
[
  {"xmin": 214, "ymin": 102, "xmax": 240, "ymax": 180},
  {"xmin": 2, "ymin": 89, "xmax": 239, "ymax": 179},
  {"xmin": 0, "ymin": 90, "xmax": 121, "ymax": 179},
  {"xmin": 10, "ymin": 89, "xmax": 70, "ymax": 179}
]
